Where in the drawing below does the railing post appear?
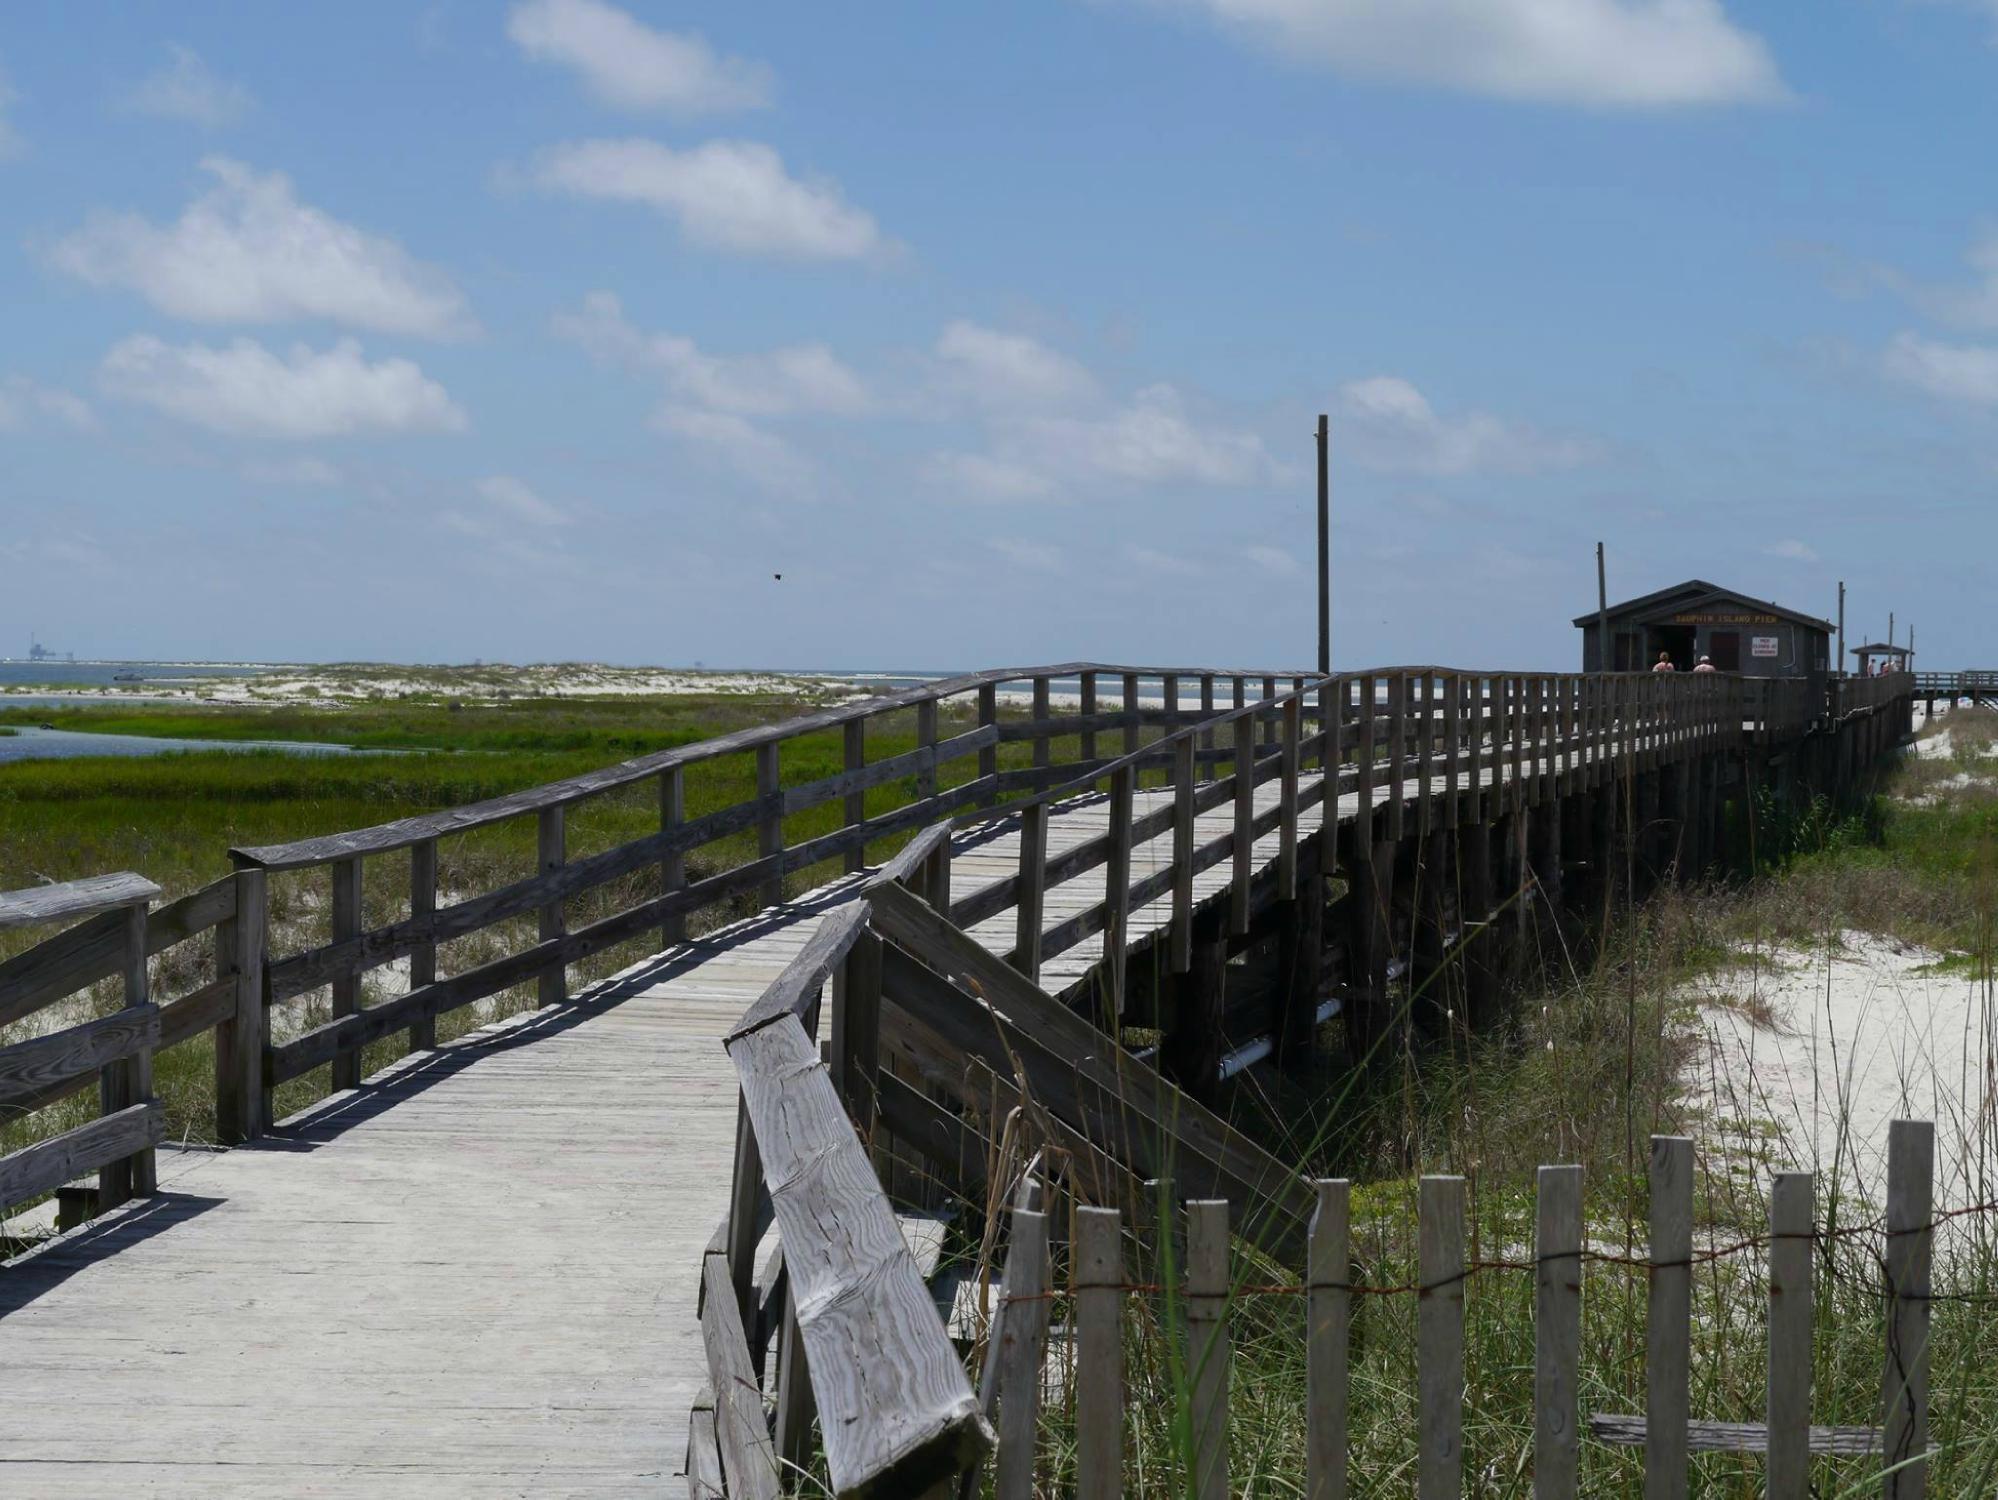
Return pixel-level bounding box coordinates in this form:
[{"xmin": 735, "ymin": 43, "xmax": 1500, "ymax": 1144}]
[
  {"xmin": 1079, "ymin": 670, "xmax": 1098, "ymax": 765},
  {"xmin": 1172, "ymin": 736, "xmax": 1196, "ymax": 972},
  {"xmin": 1162, "ymin": 674, "xmax": 1182, "ymax": 776},
  {"xmin": 726, "ymin": 1093, "xmax": 766, "ymax": 1333},
  {"xmin": 537, "ymin": 808, "xmax": 566, "ymax": 1007},
  {"xmin": 215, "ymin": 864, "xmax": 268, "ymax": 1145},
  {"xmin": 1279, "ymin": 696, "xmax": 1300, "ymax": 901},
  {"xmin": 993, "ymin": 1204, "xmax": 1051, "ymax": 1500},
  {"xmin": 409, "ymin": 837, "xmax": 437, "ymax": 1051},
  {"xmin": 1104, "ymin": 765, "xmax": 1134, "ymax": 1024},
  {"xmin": 916, "ymin": 698, "xmax": 939, "ymax": 804},
  {"xmin": 1883, "ymin": 1118, "xmax": 1934, "ymax": 1499},
  {"xmin": 331, "ymin": 854, "xmax": 364, "ymax": 1090},
  {"xmin": 99, "ymin": 895, "xmax": 157, "ymax": 1204},
  {"xmin": 843, "ymin": 718, "xmax": 867, "ymax": 875},
  {"xmin": 1122, "ymin": 672, "xmax": 1142, "ymax": 757},
  {"xmin": 1013, "ymin": 802, "xmax": 1047, "ymax": 982},
  {"xmin": 1443, "ymin": 674, "xmax": 1461, "ymax": 831},
  {"xmin": 1388, "ymin": 672, "xmax": 1407, "ymax": 843},
  {"xmin": 830, "ymin": 930, "xmax": 882, "ymax": 1140},
  {"xmin": 655, "ymin": 765, "xmax": 687, "ymax": 947},
  {"xmin": 1357, "ymin": 675, "xmax": 1376, "ymax": 840},
  {"xmin": 1308, "ymin": 1179, "xmax": 1351, "ymax": 1500},
  {"xmin": 1535, "ymin": 1164, "xmax": 1583, "ymax": 1500},
  {"xmin": 1031, "ymin": 675, "xmax": 1051, "ymax": 777},
  {"xmin": 979, "ymin": 682, "xmax": 1000, "ymax": 806},
  {"xmin": 1231, "ymin": 715, "xmax": 1254, "ymax": 935},
  {"xmin": 1199, "ymin": 673, "xmax": 1217, "ymax": 782},
  {"xmin": 757, "ymin": 742, "xmax": 783, "ymax": 907},
  {"xmin": 1646, "ymin": 1136, "xmax": 1693, "ymax": 1500}
]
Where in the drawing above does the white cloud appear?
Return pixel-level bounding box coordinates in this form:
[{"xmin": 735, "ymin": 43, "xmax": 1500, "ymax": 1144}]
[
  {"xmin": 1882, "ymin": 332, "xmax": 1998, "ymax": 407},
  {"xmin": 1133, "ymin": 0, "xmax": 1786, "ymax": 108},
  {"xmin": 1335, "ymin": 375, "xmax": 1596, "ymax": 475},
  {"xmin": 926, "ymin": 451, "xmax": 1059, "ymax": 501},
  {"xmin": 526, "ymin": 138, "xmax": 888, "ymax": 260},
  {"xmin": 1243, "ymin": 544, "xmax": 1299, "ymax": 575},
  {"xmin": 1908, "ymin": 229, "xmax": 1998, "ymax": 331},
  {"xmin": 476, "ymin": 474, "xmax": 573, "ymax": 526},
  {"xmin": 50, "ymin": 158, "xmax": 474, "ymax": 338},
  {"xmin": 123, "ymin": 44, "xmax": 254, "ymax": 127},
  {"xmin": 553, "ymin": 291, "xmax": 868, "ymax": 415},
  {"xmin": 656, "ymin": 404, "xmax": 815, "ymax": 495},
  {"xmin": 935, "ymin": 322, "xmax": 1098, "ymax": 408},
  {"xmin": 507, "ymin": 0, "xmax": 771, "ymax": 114},
  {"xmin": 0, "ymin": 376, "xmax": 96, "ymax": 432},
  {"xmin": 1016, "ymin": 384, "xmax": 1281, "ymax": 487},
  {"xmin": 1764, "ymin": 538, "xmax": 1820, "ymax": 563},
  {"xmin": 1126, "ymin": 544, "xmax": 1203, "ymax": 576},
  {"xmin": 99, "ymin": 335, "xmax": 468, "ymax": 438}
]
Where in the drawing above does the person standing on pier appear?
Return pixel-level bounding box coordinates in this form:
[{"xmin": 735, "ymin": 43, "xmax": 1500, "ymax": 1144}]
[
  {"xmin": 1693, "ymin": 655, "xmax": 1717, "ymax": 673},
  {"xmin": 1654, "ymin": 651, "xmax": 1677, "ymax": 673}
]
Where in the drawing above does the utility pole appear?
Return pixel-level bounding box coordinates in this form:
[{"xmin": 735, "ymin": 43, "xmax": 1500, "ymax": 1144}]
[
  {"xmin": 1316, "ymin": 414, "xmax": 1330, "ymax": 676},
  {"xmin": 1837, "ymin": 581, "xmax": 1845, "ymax": 678},
  {"xmin": 1889, "ymin": 611, "xmax": 1895, "ymax": 649},
  {"xmin": 1595, "ymin": 542, "xmax": 1609, "ymax": 672}
]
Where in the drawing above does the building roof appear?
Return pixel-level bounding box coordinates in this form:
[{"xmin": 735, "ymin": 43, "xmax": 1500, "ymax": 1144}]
[
  {"xmin": 1848, "ymin": 643, "xmax": 1911, "ymax": 656},
  {"xmin": 1571, "ymin": 577, "xmax": 1834, "ymax": 633}
]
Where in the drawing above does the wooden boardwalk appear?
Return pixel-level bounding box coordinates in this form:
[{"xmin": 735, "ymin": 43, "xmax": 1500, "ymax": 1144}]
[{"xmin": 0, "ymin": 774, "xmax": 1322, "ymax": 1496}]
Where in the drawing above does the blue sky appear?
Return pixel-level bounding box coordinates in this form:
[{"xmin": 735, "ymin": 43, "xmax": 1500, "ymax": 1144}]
[{"xmin": 2, "ymin": 1, "xmax": 1996, "ymax": 671}]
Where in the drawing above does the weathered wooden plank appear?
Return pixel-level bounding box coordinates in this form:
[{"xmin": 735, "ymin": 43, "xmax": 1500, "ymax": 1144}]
[
  {"xmin": 1767, "ymin": 1170, "xmax": 1813, "ymax": 1500},
  {"xmin": 0, "ymin": 1004, "xmax": 158, "ymax": 1113},
  {"xmin": 993, "ymin": 1206, "xmax": 1050, "ymax": 1500},
  {"xmin": 1589, "ymin": 1416, "xmax": 1885, "ymax": 1454},
  {"xmin": 0, "ymin": 1100, "xmax": 163, "ymax": 1211},
  {"xmin": 0, "ymin": 875, "xmax": 225, "ymax": 1029},
  {"xmin": 1535, "ymin": 1164, "xmax": 1582, "ymax": 1500},
  {"xmin": 1186, "ymin": 1199, "xmax": 1231, "ymax": 1500},
  {"xmin": 687, "ymin": 1386, "xmax": 726, "ymax": 1499},
  {"xmin": 409, "ymin": 837, "xmax": 439, "ymax": 1052},
  {"xmin": 1646, "ymin": 1136, "xmax": 1693, "ymax": 1500},
  {"xmin": 1308, "ymin": 1179, "xmax": 1350, "ymax": 1500},
  {"xmin": 727, "ymin": 1012, "xmax": 990, "ymax": 1496},
  {"xmin": 1231, "ymin": 717, "xmax": 1254, "ymax": 935},
  {"xmin": 1172, "ymin": 737, "xmax": 1196, "ymax": 972},
  {"xmin": 699, "ymin": 1250, "xmax": 781, "ymax": 1500},
  {"xmin": 1013, "ymin": 804, "xmax": 1047, "ymax": 981},
  {"xmin": 1883, "ymin": 1118, "xmax": 1934, "ymax": 1500},
  {"xmin": 1074, "ymin": 1205, "xmax": 1124, "ymax": 1500},
  {"xmin": 1102, "ymin": 766, "xmax": 1133, "ymax": 1022},
  {"xmin": 0, "ymin": 872, "xmax": 158, "ymax": 932},
  {"xmin": 661, "ymin": 765, "xmax": 688, "ymax": 944},
  {"xmin": 1419, "ymin": 1175, "xmax": 1465, "ymax": 1500},
  {"xmin": 727, "ymin": 898, "xmax": 871, "ymax": 1041},
  {"xmin": 214, "ymin": 865, "xmax": 265, "ymax": 1143}
]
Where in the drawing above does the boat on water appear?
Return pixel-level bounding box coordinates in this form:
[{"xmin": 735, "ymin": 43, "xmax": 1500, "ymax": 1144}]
[{"xmin": 112, "ymin": 672, "xmax": 144, "ymax": 682}]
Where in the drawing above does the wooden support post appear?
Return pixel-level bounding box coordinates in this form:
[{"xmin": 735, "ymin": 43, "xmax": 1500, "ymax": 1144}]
[
  {"xmin": 408, "ymin": 838, "xmax": 438, "ymax": 1051},
  {"xmin": 1276, "ymin": 838, "xmax": 1323, "ymax": 1067},
  {"xmin": 1460, "ymin": 824, "xmax": 1498, "ymax": 1032},
  {"xmin": 1389, "ymin": 673, "xmax": 1408, "ymax": 843},
  {"xmin": 1122, "ymin": 672, "xmax": 1142, "ymax": 757},
  {"xmin": 1074, "ymin": 1206, "xmax": 1124, "ymax": 1500},
  {"xmin": 1279, "ymin": 696, "xmax": 1301, "ymax": 900},
  {"xmin": 1443, "ymin": 674, "xmax": 1461, "ymax": 830},
  {"xmin": 1345, "ymin": 838, "xmax": 1396, "ymax": 1075},
  {"xmin": 725, "ymin": 1095, "xmax": 766, "ymax": 1331},
  {"xmin": 831, "ymin": 930, "xmax": 883, "ymax": 1137},
  {"xmin": 756, "ymin": 743, "xmax": 783, "ymax": 907},
  {"xmin": 1468, "ymin": 676, "xmax": 1486, "ymax": 825},
  {"xmin": 1535, "ymin": 1164, "xmax": 1583, "ymax": 1500},
  {"xmin": 660, "ymin": 765, "xmax": 687, "ymax": 944},
  {"xmin": 537, "ymin": 806, "xmax": 566, "ymax": 1006},
  {"xmin": 1103, "ymin": 765, "xmax": 1134, "ymax": 1027},
  {"xmin": 773, "ymin": 1284, "xmax": 815, "ymax": 1473},
  {"xmin": 1646, "ymin": 1135, "xmax": 1693, "ymax": 1500},
  {"xmin": 1767, "ymin": 1170, "xmax": 1814, "ymax": 1500},
  {"xmin": 1013, "ymin": 802, "xmax": 1046, "ymax": 982},
  {"xmin": 99, "ymin": 898, "xmax": 156, "ymax": 1201},
  {"xmin": 1186, "ymin": 1200, "xmax": 1231, "ymax": 1500},
  {"xmin": 1200, "ymin": 673, "xmax": 1217, "ymax": 781},
  {"xmin": 1883, "ymin": 1118, "xmax": 1934, "ymax": 1499},
  {"xmin": 1412, "ymin": 832, "xmax": 1450, "ymax": 1040},
  {"xmin": 331, "ymin": 854, "xmax": 364, "ymax": 1091},
  {"xmin": 215, "ymin": 865, "xmax": 269, "ymax": 1144},
  {"xmin": 1419, "ymin": 1175, "xmax": 1466, "ymax": 1500},
  {"xmin": 843, "ymin": 719, "xmax": 867, "ymax": 875},
  {"xmin": 1231, "ymin": 715, "xmax": 1254, "ymax": 936},
  {"xmin": 1417, "ymin": 673, "xmax": 1434, "ymax": 836},
  {"xmin": 1166, "ymin": 918, "xmax": 1227, "ymax": 1094},
  {"xmin": 1308, "ymin": 1179, "xmax": 1351, "ymax": 1500},
  {"xmin": 1171, "ymin": 736, "xmax": 1196, "ymax": 973}
]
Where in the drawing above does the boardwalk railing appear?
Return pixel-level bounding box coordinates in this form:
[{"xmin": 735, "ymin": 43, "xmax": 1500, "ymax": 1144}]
[
  {"xmin": 982, "ymin": 1121, "xmax": 1939, "ymax": 1499},
  {"xmin": 0, "ymin": 869, "xmax": 272, "ymax": 1229}
]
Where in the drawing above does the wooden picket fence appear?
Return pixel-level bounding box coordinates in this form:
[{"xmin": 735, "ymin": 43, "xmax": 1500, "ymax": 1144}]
[{"xmin": 981, "ymin": 1123, "xmax": 1939, "ymax": 1499}]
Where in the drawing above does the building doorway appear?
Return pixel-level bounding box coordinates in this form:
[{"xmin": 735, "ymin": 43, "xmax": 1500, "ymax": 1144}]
[
  {"xmin": 1650, "ymin": 625, "xmax": 1696, "ymax": 672},
  {"xmin": 1707, "ymin": 631, "xmax": 1741, "ymax": 672}
]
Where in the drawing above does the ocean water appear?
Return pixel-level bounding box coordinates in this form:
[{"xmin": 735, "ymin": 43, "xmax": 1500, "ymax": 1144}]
[{"xmin": 0, "ymin": 725, "xmax": 384, "ymax": 765}]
